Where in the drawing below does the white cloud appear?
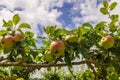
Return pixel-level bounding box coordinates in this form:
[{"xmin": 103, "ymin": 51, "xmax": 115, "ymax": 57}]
[
  {"xmin": 71, "ymin": 0, "xmax": 120, "ymax": 26},
  {"xmin": 0, "ymin": 0, "xmax": 64, "ymax": 34}
]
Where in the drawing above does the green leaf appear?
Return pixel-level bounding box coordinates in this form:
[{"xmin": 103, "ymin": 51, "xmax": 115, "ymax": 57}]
[
  {"xmin": 16, "ymin": 78, "xmax": 24, "ymax": 80},
  {"xmin": 94, "ymin": 22, "xmax": 106, "ymax": 36},
  {"xmin": 0, "ymin": 30, "xmax": 8, "ymax": 36},
  {"xmin": 109, "ymin": 2, "xmax": 117, "ymax": 10},
  {"xmin": 80, "ymin": 48, "xmax": 88, "ymax": 58},
  {"xmin": 111, "ymin": 14, "xmax": 119, "ymax": 21},
  {"xmin": 78, "ymin": 27, "xmax": 90, "ymax": 35},
  {"xmin": 109, "ymin": 21, "xmax": 117, "ymax": 32},
  {"xmin": 103, "ymin": 1, "xmax": 109, "ymax": 8},
  {"xmin": 44, "ymin": 25, "xmax": 57, "ymax": 35},
  {"xmin": 100, "ymin": 7, "xmax": 108, "ymax": 14},
  {"xmin": 82, "ymin": 23, "xmax": 93, "ymax": 29},
  {"xmin": 13, "ymin": 14, "xmax": 20, "ymax": 25},
  {"xmin": 64, "ymin": 51, "xmax": 73, "ymax": 75},
  {"xmin": 2, "ymin": 20, "xmax": 13, "ymax": 28},
  {"xmin": 7, "ymin": 20, "xmax": 13, "ymax": 27},
  {"xmin": 25, "ymin": 31, "xmax": 34, "ymax": 37},
  {"xmin": 19, "ymin": 23, "xmax": 31, "ymax": 29},
  {"xmin": 0, "ymin": 72, "xmax": 5, "ymax": 77},
  {"xmin": 54, "ymin": 28, "xmax": 69, "ymax": 37},
  {"xmin": 17, "ymin": 28, "xmax": 24, "ymax": 34}
]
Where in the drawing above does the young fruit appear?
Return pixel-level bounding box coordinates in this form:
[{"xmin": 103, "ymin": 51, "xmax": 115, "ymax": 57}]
[
  {"xmin": 65, "ymin": 35, "xmax": 77, "ymax": 43},
  {"xmin": 44, "ymin": 50, "xmax": 54, "ymax": 62},
  {"xmin": 14, "ymin": 33, "xmax": 24, "ymax": 42},
  {"xmin": 1, "ymin": 35, "xmax": 14, "ymax": 48},
  {"xmin": 100, "ymin": 35, "xmax": 114, "ymax": 49},
  {"xmin": 50, "ymin": 40, "xmax": 65, "ymax": 57}
]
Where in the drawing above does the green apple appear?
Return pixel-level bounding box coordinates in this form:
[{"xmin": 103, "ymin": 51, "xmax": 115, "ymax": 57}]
[
  {"xmin": 14, "ymin": 33, "xmax": 24, "ymax": 42},
  {"xmin": 50, "ymin": 40, "xmax": 65, "ymax": 57},
  {"xmin": 65, "ymin": 35, "xmax": 78, "ymax": 43},
  {"xmin": 44, "ymin": 50, "xmax": 54, "ymax": 62},
  {"xmin": 100, "ymin": 35, "xmax": 114, "ymax": 49},
  {"xmin": 1, "ymin": 35, "xmax": 15, "ymax": 48}
]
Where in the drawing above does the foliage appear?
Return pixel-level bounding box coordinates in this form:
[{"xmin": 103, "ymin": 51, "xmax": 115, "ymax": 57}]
[{"xmin": 0, "ymin": 0, "xmax": 119, "ymax": 80}]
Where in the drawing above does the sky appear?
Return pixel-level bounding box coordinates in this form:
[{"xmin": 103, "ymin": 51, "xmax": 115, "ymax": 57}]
[
  {"xmin": 0, "ymin": 0, "xmax": 120, "ymax": 78},
  {"xmin": 0, "ymin": 0, "xmax": 120, "ymax": 36}
]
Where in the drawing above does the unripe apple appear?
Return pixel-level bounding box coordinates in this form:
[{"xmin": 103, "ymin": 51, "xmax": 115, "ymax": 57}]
[
  {"xmin": 14, "ymin": 33, "xmax": 24, "ymax": 42},
  {"xmin": 100, "ymin": 35, "xmax": 114, "ymax": 49},
  {"xmin": 65, "ymin": 35, "xmax": 78, "ymax": 43},
  {"xmin": 44, "ymin": 50, "xmax": 54, "ymax": 62},
  {"xmin": 50, "ymin": 40, "xmax": 65, "ymax": 57},
  {"xmin": 1, "ymin": 35, "xmax": 14, "ymax": 48}
]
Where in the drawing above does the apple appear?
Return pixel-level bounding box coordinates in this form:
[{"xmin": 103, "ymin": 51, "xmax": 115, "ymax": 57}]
[
  {"xmin": 100, "ymin": 35, "xmax": 114, "ymax": 49},
  {"xmin": 14, "ymin": 33, "xmax": 24, "ymax": 42},
  {"xmin": 1, "ymin": 35, "xmax": 14, "ymax": 48},
  {"xmin": 44, "ymin": 50, "xmax": 54, "ymax": 62},
  {"xmin": 50, "ymin": 40, "xmax": 65, "ymax": 57},
  {"xmin": 65, "ymin": 35, "xmax": 78, "ymax": 43}
]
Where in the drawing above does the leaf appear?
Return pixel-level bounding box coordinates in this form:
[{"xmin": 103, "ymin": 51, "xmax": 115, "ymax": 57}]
[
  {"xmin": 95, "ymin": 22, "xmax": 106, "ymax": 31},
  {"xmin": 2, "ymin": 20, "xmax": 13, "ymax": 28},
  {"xmin": 111, "ymin": 14, "xmax": 119, "ymax": 22},
  {"xmin": 25, "ymin": 31, "xmax": 34, "ymax": 37},
  {"xmin": 80, "ymin": 48, "xmax": 88, "ymax": 58},
  {"xmin": 64, "ymin": 51, "xmax": 73, "ymax": 75},
  {"xmin": 82, "ymin": 23, "xmax": 93, "ymax": 29},
  {"xmin": 19, "ymin": 23, "xmax": 31, "ymax": 29},
  {"xmin": 103, "ymin": 1, "xmax": 109, "ymax": 8},
  {"xmin": 7, "ymin": 20, "xmax": 13, "ymax": 27},
  {"xmin": 0, "ymin": 30, "xmax": 8, "ymax": 36},
  {"xmin": 54, "ymin": 28, "xmax": 69, "ymax": 37},
  {"xmin": 100, "ymin": 7, "xmax": 108, "ymax": 14},
  {"xmin": 16, "ymin": 78, "xmax": 24, "ymax": 80},
  {"xmin": 78, "ymin": 27, "xmax": 89, "ymax": 35},
  {"xmin": 109, "ymin": 2, "xmax": 117, "ymax": 10},
  {"xmin": 0, "ymin": 72, "xmax": 5, "ymax": 77},
  {"xmin": 44, "ymin": 25, "xmax": 57, "ymax": 35},
  {"xmin": 94, "ymin": 22, "xmax": 106, "ymax": 36},
  {"xmin": 13, "ymin": 14, "xmax": 20, "ymax": 25},
  {"xmin": 109, "ymin": 21, "xmax": 117, "ymax": 32}
]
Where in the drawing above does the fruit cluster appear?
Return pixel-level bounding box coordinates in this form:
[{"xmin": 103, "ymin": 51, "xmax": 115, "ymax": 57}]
[
  {"xmin": 1, "ymin": 33, "xmax": 24, "ymax": 49},
  {"xmin": 44, "ymin": 35, "xmax": 115, "ymax": 63}
]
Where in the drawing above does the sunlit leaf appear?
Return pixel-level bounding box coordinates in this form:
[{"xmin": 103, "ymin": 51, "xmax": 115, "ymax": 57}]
[
  {"xmin": 2, "ymin": 20, "xmax": 13, "ymax": 28},
  {"xmin": 109, "ymin": 2, "xmax": 117, "ymax": 10},
  {"xmin": 82, "ymin": 23, "xmax": 93, "ymax": 29},
  {"xmin": 103, "ymin": 1, "xmax": 109, "ymax": 8},
  {"xmin": 19, "ymin": 23, "xmax": 31, "ymax": 29},
  {"xmin": 13, "ymin": 14, "xmax": 20, "ymax": 25},
  {"xmin": 100, "ymin": 7, "xmax": 108, "ymax": 14},
  {"xmin": 0, "ymin": 30, "xmax": 8, "ymax": 36}
]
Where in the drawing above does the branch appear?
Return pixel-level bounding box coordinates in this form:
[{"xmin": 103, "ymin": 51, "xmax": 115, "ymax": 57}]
[{"xmin": 0, "ymin": 60, "xmax": 100, "ymax": 68}]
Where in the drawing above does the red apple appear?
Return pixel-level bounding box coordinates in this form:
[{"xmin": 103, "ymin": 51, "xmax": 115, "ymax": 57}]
[
  {"xmin": 100, "ymin": 35, "xmax": 114, "ymax": 49},
  {"xmin": 50, "ymin": 40, "xmax": 65, "ymax": 57},
  {"xmin": 65, "ymin": 35, "xmax": 78, "ymax": 43},
  {"xmin": 14, "ymin": 33, "xmax": 24, "ymax": 42},
  {"xmin": 1, "ymin": 35, "xmax": 15, "ymax": 48}
]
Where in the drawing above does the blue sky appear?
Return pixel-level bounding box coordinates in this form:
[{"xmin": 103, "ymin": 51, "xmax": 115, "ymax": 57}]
[{"xmin": 0, "ymin": 0, "xmax": 119, "ymax": 37}]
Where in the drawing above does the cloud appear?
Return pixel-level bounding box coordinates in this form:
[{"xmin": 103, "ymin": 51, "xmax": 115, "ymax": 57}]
[
  {"xmin": 0, "ymin": 0, "xmax": 64, "ymax": 34},
  {"xmin": 71, "ymin": 0, "xmax": 120, "ymax": 27},
  {"xmin": 0, "ymin": 0, "xmax": 119, "ymax": 34}
]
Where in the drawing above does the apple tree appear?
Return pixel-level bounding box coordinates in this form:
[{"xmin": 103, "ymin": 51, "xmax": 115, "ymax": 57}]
[{"xmin": 0, "ymin": 0, "xmax": 119, "ymax": 80}]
